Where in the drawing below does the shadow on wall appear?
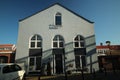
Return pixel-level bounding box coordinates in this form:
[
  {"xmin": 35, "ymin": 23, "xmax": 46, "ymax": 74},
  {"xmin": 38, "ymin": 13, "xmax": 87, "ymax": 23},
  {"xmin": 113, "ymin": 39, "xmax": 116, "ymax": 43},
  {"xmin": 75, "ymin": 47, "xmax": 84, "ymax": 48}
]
[
  {"xmin": 15, "ymin": 35, "xmax": 98, "ymax": 74},
  {"xmin": 85, "ymin": 35, "xmax": 98, "ymax": 73},
  {"xmin": 86, "ymin": 48, "xmax": 98, "ymax": 73}
]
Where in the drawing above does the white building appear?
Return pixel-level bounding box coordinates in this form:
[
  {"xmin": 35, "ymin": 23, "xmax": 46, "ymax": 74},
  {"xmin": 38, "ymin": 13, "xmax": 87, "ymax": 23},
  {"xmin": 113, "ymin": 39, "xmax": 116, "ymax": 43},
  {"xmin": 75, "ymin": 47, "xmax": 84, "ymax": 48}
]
[{"xmin": 16, "ymin": 3, "xmax": 98, "ymax": 75}]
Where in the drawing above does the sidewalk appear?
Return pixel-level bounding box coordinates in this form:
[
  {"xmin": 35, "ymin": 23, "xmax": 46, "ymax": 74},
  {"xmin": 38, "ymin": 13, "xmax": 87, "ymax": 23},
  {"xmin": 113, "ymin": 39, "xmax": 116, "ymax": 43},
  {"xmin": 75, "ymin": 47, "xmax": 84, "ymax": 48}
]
[{"xmin": 25, "ymin": 71, "xmax": 120, "ymax": 80}]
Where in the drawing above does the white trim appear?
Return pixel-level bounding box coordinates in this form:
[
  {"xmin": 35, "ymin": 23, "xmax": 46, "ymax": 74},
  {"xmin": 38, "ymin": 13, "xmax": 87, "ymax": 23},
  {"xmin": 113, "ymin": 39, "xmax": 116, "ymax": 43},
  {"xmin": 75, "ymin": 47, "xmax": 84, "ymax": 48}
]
[
  {"xmin": 73, "ymin": 35, "xmax": 85, "ymax": 48},
  {"xmin": 29, "ymin": 34, "xmax": 42, "ymax": 49},
  {"xmin": 52, "ymin": 35, "xmax": 65, "ymax": 48},
  {"xmin": 12, "ymin": 44, "xmax": 16, "ymax": 50},
  {"xmin": 54, "ymin": 12, "xmax": 62, "ymax": 26}
]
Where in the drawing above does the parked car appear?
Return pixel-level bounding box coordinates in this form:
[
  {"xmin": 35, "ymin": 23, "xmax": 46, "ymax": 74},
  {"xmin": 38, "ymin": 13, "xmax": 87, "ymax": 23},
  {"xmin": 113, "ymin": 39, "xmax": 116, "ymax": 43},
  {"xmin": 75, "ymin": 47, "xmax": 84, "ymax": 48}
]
[{"xmin": 0, "ymin": 63, "xmax": 25, "ymax": 80}]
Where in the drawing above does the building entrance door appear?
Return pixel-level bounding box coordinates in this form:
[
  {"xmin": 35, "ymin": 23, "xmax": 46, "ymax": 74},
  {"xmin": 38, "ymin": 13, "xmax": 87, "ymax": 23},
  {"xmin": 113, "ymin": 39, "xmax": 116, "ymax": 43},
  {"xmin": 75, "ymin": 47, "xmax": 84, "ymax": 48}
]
[
  {"xmin": 29, "ymin": 56, "xmax": 41, "ymax": 72},
  {"xmin": 55, "ymin": 54, "xmax": 63, "ymax": 74}
]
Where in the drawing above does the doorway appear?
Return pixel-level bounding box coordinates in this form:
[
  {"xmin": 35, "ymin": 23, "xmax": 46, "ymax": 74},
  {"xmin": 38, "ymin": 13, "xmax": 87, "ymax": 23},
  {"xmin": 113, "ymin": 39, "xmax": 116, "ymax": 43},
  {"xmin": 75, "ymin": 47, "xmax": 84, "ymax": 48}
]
[{"xmin": 55, "ymin": 54, "xmax": 63, "ymax": 74}]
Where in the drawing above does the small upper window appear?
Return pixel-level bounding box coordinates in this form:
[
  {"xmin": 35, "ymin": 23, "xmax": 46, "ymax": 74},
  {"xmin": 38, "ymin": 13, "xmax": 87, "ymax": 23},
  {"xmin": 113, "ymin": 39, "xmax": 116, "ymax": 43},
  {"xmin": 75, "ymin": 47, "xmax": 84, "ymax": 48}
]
[
  {"xmin": 55, "ymin": 12, "xmax": 62, "ymax": 26},
  {"xmin": 30, "ymin": 34, "xmax": 42, "ymax": 48}
]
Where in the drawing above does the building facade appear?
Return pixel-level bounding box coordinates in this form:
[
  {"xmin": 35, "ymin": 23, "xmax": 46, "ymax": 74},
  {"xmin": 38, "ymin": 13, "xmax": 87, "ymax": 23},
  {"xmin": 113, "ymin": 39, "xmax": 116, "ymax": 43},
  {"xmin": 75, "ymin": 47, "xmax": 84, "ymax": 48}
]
[
  {"xmin": 16, "ymin": 3, "xmax": 98, "ymax": 75},
  {"xmin": 0, "ymin": 44, "xmax": 16, "ymax": 63},
  {"xmin": 97, "ymin": 44, "xmax": 120, "ymax": 71}
]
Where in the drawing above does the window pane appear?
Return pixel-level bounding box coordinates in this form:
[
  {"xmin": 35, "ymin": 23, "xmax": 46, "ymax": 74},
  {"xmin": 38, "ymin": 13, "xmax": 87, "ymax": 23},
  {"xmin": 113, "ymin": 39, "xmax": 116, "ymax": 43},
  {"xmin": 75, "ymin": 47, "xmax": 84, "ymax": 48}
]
[
  {"xmin": 55, "ymin": 16, "xmax": 61, "ymax": 25},
  {"xmin": 29, "ymin": 58, "xmax": 35, "ymax": 71},
  {"xmin": 80, "ymin": 36, "xmax": 84, "ymax": 40},
  {"xmin": 53, "ymin": 42, "xmax": 58, "ymax": 47},
  {"xmin": 74, "ymin": 36, "xmax": 79, "ymax": 41},
  {"xmin": 80, "ymin": 42, "xmax": 84, "ymax": 47},
  {"xmin": 81, "ymin": 56, "xmax": 86, "ymax": 68},
  {"xmin": 11, "ymin": 65, "xmax": 21, "ymax": 72},
  {"xmin": 31, "ymin": 42, "xmax": 35, "ymax": 47},
  {"xmin": 37, "ymin": 36, "xmax": 41, "ymax": 40},
  {"xmin": 75, "ymin": 42, "xmax": 79, "ymax": 47},
  {"xmin": 75, "ymin": 56, "xmax": 80, "ymax": 68},
  {"xmin": 36, "ymin": 57, "xmax": 41, "ymax": 70},
  {"xmin": 53, "ymin": 37, "xmax": 57, "ymax": 41},
  {"xmin": 37, "ymin": 42, "xmax": 41, "ymax": 47},
  {"xmin": 30, "ymin": 58, "xmax": 35, "ymax": 66},
  {"xmin": 59, "ymin": 36, "xmax": 64, "ymax": 41},
  {"xmin": 59, "ymin": 42, "xmax": 63, "ymax": 47},
  {"xmin": 31, "ymin": 36, "xmax": 36, "ymax": 40}
]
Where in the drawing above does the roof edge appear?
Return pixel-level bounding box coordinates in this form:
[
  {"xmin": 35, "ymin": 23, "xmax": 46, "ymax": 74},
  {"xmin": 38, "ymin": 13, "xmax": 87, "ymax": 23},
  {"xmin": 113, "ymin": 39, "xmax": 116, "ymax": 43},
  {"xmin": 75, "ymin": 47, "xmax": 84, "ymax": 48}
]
[
  {"xmin": 55, "ymin": 3, "xmax": 94, "ymax": 23},
  {"xmin": 19, "ymin": 3, "xmax": 94, "ymax": 23}
]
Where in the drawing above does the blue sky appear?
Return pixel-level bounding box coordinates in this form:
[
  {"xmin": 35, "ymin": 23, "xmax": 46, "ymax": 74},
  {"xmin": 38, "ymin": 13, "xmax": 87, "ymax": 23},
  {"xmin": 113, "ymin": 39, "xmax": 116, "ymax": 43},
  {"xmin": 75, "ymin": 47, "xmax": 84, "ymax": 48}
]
[{"xmin": 0, "ymin": 0, "xmax": 120, "ymax": 45}]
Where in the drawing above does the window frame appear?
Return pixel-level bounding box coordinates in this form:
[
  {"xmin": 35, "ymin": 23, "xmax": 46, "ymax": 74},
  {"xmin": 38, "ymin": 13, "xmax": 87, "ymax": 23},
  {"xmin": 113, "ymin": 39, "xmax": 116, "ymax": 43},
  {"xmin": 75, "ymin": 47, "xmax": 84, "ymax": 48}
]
[
  {"xmin": 55, "ymin": 12, "xmax": 62, "ymax": 26},
  {"xmin": 74, "ymin": 35, "xmax": 85, "ymax": 48},
  {"xmin": 52, "ymin": 35, "xmax": 64, "ymax": 48},
  {"xmin": 29, "ymin": 35, "xmax": 42, "ymax": 49},
  {"xmin": 75, "ymin": 55, "xmax": 86, "ymax": 69}
]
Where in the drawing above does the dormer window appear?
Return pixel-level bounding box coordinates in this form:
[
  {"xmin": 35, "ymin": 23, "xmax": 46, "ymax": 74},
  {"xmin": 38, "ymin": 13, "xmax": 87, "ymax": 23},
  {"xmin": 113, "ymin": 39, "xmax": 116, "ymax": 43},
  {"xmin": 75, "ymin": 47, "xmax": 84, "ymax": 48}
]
[{"xmin": 55, "ymin": 12, "xmax": 62, "ymax": 26}]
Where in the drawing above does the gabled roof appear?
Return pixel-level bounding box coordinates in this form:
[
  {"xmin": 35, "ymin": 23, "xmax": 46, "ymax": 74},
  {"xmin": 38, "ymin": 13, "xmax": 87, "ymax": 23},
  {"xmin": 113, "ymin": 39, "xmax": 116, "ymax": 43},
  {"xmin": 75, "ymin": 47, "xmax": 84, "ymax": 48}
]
[{"xmin": 19, "ymin": 3, "xmax": 94, "ymax": 23}]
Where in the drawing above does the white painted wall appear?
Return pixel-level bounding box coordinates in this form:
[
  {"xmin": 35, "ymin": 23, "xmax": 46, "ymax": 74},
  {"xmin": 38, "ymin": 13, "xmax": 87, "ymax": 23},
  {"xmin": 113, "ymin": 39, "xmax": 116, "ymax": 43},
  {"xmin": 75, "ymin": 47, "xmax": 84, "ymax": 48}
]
[{"xmin": 16, "ymin": 4, "xmax": 98, "ymax": 73}]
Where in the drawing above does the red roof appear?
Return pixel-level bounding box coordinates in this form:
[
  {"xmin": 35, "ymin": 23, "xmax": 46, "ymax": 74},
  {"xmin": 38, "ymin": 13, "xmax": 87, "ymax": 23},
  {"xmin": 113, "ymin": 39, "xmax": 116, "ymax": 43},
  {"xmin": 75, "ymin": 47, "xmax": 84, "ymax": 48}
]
[
  {"xmin": 96, "ymin": 45, "xmax": 120, "ymax": 50},
  {"xmin": 0, "ymin": 44, "xmax": 16, "ymax": 53},
  {"xmin": 0, "ymin": 44, "xmax": 13, "ymax": 48}
]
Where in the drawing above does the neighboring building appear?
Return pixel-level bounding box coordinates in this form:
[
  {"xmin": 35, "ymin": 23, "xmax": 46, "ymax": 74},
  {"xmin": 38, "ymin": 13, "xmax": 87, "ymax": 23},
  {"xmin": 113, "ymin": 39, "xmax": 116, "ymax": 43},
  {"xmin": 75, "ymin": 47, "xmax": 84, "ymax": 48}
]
[
  {"xmin": 97, "ymin": 44, "xmax": 120, "ymax": 71},
  {"xmin": 16, "ymin": 3, "xmax": 98, "ymax": 75},
  {"xmin": 0, "ymin": 44, "xmax": 16, "ymax": 63}
]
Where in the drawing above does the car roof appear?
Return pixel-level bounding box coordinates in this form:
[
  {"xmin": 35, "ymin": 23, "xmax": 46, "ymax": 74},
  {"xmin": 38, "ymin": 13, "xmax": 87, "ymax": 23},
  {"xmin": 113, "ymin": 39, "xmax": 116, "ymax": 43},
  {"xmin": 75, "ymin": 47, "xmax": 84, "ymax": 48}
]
[{"xmin": 0, "ymin": 63, "xmax": 17, "ymax": 68}]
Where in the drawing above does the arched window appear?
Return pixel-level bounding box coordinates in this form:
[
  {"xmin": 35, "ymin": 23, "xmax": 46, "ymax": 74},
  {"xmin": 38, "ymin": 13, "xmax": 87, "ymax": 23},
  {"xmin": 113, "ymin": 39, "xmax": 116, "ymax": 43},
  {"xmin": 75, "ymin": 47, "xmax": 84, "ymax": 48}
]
[
  {"xmin": 55, "ymin": 12, "xmax": 62, "ymax": 25},
  {"xmin": 30, "ymin": 34, "xmax": 42, "ymax": 48},
  {"xmin": 74, "ymin": 35, "xmax": 85, "ymax": 48},
  {"xmin": 53, "ymin": 35, "xmax": 64, "ymax": 48},
  {"xmin": 74, "ymin": 35, "xmax": 86, "ymax": 69}
]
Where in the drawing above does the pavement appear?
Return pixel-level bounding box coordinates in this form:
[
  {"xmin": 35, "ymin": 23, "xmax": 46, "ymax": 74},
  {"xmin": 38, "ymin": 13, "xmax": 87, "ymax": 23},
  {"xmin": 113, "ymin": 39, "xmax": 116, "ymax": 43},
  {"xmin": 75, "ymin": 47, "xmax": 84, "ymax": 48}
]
[{"xmin": 24, "ymin": 71, "xmax": 120, "ymax": 80}]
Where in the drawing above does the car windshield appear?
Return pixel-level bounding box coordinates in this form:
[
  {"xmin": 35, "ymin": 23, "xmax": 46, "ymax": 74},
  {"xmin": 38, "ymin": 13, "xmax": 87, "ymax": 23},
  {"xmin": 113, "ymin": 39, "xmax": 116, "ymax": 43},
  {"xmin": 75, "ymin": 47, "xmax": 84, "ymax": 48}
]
[{"xmin": 2, "ymin": 64, "xmax": 22, "ymax": 73}]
